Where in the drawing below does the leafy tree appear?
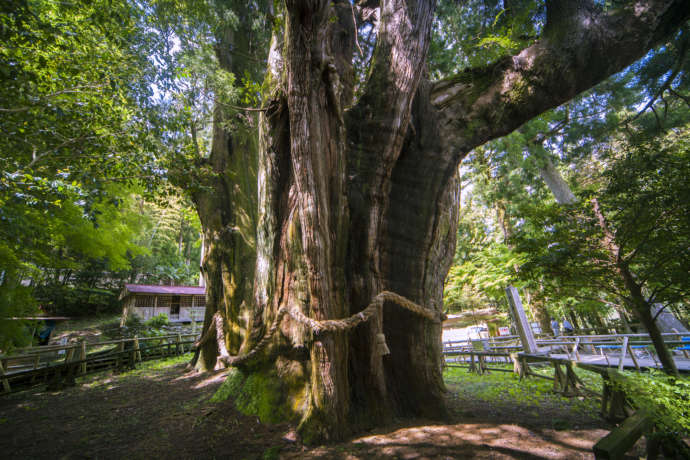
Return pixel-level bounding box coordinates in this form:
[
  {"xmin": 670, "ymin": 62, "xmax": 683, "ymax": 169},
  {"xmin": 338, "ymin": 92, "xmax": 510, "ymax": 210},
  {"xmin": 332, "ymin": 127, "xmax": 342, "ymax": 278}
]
[{"xmin": 0, "ymin": 0, "xmax": 164, "ymax": 342}]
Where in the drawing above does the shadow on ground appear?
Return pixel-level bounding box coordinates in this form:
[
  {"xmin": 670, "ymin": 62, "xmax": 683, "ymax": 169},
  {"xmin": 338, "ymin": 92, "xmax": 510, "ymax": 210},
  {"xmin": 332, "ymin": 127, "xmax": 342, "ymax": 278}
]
[{"xmin": 0, "ymin": 356, "xmax": 630, "ymax": 459}]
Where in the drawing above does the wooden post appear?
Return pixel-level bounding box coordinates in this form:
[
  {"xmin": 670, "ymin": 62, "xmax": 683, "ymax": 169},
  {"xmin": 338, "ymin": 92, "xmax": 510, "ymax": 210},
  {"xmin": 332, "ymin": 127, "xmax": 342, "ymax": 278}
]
[
  {"xmin": 134, "ymin": 336, "xmax": 141, "ymax": 362},
  {"xmin": 176, "ymin": 333, "xmax": 182, "ymax": 355},
  {"xmin": 61, "ymin": 345, "xmax": 77, "ymax": 388},
  {"xmin": 65, "ymin": 346, "xmax": 75, "ymax": 364},
  {"xmin": 117, "ymin": 341, "xmax": 125, "ymax": 368},
  {"xmin": 129, "ymin": 339, "xmax": 136, "ymax": 367},
  {"xmin": 618, "ymin": 337, "xmax": 628, "ymax": 371},
  {"xmin": 80, "ymin": 340, "xmax": 87, "ymax": 375},
  {"xmin": 511, "ymin": 352, "xmax": 523, "ymax": 378},
  {"xmin": 672, "ymin": 328, "xmax": 689, "ymax": 359},
  {"xmin": 601, "ymin": 376, "xmax": 611, "ymax": 416},
  {"xmin": 627, "ymin": 343, "xmax": 641, "ymax": 373},
  {"xmin": 30, "ymin": 354, "xmax": 40, "ymax": 384},
  {"xmin": 593, "ymin": 411, "xmax": 652, "ymax": 459},
  {"xmin": 564, "ymin": 362, "xmax": 584, "ymax": 396},
  {"xmin": 0, "ymin": 360, "xmax": 10, "ymax": 393},
  {"xmin": 469, "ymin": 352, "xmax": 476, "ymax": 373},
  {"xmin": 571, "ymin": 337, "xmax": 580, "ymax": 360},
  {"xmin": 553, "ymin": 362, "xmax": 565, "ymax": 393},
  {"xmin": 505, "ymin": 286, "xmax": 538, "ymax": 354}
]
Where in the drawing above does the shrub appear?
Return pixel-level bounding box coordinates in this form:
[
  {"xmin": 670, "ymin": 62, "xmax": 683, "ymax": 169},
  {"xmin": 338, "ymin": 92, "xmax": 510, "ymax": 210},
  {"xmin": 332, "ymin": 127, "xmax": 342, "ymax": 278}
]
[{"xmin": 145, "ymin": 313, "xmax": 169, "ymax": 329}]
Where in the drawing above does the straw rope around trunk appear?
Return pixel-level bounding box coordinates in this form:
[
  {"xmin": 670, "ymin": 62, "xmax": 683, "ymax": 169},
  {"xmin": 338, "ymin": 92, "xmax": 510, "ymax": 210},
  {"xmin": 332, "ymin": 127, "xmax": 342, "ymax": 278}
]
[{"xmin": 193, "ymin": 291, "xmax": 443, "ymax": 366}]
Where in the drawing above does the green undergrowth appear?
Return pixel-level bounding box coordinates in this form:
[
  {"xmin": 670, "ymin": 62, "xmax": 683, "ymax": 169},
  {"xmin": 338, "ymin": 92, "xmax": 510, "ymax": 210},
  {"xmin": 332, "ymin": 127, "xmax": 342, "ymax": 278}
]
[
  {"xmin": 120, "ymin": 352, "xmax": 192, "ymax": 376},
  {"xmin": 612, "ymin": 370, "xmax": 690, "ymax": 435},
  {"xmin": 211, "ymin": 367, "xmax": 293, "ymax": 424},
  {"xmin": 443, "ymin": 364, "xmax": 601, "ymax": 421}
]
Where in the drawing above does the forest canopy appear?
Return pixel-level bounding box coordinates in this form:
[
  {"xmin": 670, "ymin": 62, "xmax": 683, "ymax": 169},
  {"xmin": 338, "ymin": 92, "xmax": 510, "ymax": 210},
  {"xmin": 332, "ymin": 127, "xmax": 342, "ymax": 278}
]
[{"xmin": 1, "ymin": 0, "xmax": 689, "ymax": 440}]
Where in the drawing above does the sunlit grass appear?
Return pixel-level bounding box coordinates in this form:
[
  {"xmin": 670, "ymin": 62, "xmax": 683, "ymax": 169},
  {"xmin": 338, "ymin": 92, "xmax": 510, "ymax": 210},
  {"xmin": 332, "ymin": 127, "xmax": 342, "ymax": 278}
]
[
  {"xmin": 77, "ymin": 353, "xmax": 192, "ymax": 388},
  {"xmin": 443, "ymin": 363, "xmax": 601, "ymax": 420}
]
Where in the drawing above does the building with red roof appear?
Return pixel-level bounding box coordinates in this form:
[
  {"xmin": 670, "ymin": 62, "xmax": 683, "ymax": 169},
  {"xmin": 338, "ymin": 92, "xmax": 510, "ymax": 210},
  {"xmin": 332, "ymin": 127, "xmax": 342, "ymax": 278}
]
[{"xmin": 120, "ymin": 283, "xmax": 206, "ymax": 325}]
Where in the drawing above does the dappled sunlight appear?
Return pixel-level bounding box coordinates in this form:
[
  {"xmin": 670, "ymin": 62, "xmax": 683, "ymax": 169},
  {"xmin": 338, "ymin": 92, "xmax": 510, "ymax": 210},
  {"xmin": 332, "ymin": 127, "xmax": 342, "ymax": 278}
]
[
  {"xmin": 350, "ymin": 422, "xmax": 604, "ymax": 459},
  {"xmin": 190, "ymin": 371, "xmax": 229, "ymax": 390}
]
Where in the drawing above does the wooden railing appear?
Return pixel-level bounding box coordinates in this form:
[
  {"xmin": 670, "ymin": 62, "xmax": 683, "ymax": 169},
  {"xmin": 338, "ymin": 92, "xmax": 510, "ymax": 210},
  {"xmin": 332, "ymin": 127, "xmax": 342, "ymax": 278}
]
[
  {"xmin": 442, "ymin": 347, "xmax": 689, "ymax": 459},
  {"xmin": 0, "ymin": 333, "xmax": 198, "ymax": 394},
  {"xmin": 444, "ymin": 331, "xmax": 690, "ymax": 373}
]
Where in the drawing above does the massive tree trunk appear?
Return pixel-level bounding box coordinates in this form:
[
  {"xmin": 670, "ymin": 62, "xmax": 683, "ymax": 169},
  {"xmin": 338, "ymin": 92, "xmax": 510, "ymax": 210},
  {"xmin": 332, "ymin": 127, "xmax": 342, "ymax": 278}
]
[
  {"xmin": 191, "ymin": 19, "xmax": 259, "ymax": 371},
  {"xmin": 195, "ymin": 0, "xmax": 690, "ymax": 441}
]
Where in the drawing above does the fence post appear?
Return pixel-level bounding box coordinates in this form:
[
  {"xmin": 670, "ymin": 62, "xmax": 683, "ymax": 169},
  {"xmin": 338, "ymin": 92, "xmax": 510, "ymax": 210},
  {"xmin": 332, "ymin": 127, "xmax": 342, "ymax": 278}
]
[
  {"xmin": 0, "ymin": 360, "xmax": 10, "ymax": 393},
  {"xmin": 627, "ymin": 341, "xmax": 641, "ymax": 372},
  {"xmin": 618, "ymin": 337, "xmax": 628, "ymax": 371},
  {"xmin": 63, "ymin": 345, "xmax": 77, "ymax": 387},
  {"xmin": 134, "ymin": 336, "xmax": 141, "ymax": 362},
  {"xmin": 117, "ymin": 341, "xmax": 125, "ymax": 369},
  {"xmin": 510, "ymin": 352, "xmax": 522, "ymax": 378},
  {"xmin": 176, "ymin": 333, "xmax": 182, "ymax": 355},
  {"xmin": 80, "ymin": 340, "xmax": 87, "ymax": 375},
  {"xmin": 129, "ymin": 338, "xmax": 136, "ymax": 367},
  {"xmin": 570, "ymin": 337, "xmax": 580, "ymax": 360},
  {"xmin": 553, "ymin": 362, "xmax": 565, "ymax": 393}
]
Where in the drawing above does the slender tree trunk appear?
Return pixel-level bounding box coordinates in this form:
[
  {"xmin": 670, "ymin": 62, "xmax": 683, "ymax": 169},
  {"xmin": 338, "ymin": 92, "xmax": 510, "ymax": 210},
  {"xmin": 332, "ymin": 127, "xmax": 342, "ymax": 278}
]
[
  {"xmin": 592, "ymin": 199, "xmax": 678, "ymax": 376},
  {"xmin": 537, "ymin": 153, "xmax": 679, "ymax": 374}
]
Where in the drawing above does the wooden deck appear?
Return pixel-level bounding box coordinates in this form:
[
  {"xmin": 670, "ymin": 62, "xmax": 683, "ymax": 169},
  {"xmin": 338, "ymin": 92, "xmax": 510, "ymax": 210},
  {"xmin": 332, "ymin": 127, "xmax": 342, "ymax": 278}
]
[{"xmin": 548, "ymin": 352, "xmax": 690, "ymax": 372}]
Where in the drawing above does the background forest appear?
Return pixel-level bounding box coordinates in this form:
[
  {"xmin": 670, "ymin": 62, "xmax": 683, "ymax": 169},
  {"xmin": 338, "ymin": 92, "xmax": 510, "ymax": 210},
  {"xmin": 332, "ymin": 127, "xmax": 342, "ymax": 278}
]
[{"xmin": 1, "ymin": 0, "xmax": 689, "ymax": 351}]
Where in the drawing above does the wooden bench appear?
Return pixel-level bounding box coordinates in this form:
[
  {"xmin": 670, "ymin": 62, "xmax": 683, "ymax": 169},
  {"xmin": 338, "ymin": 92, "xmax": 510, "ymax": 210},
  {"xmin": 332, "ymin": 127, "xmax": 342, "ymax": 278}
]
[{"xmin": 593, "ymin": 411, "xmax": 652, "ymax": 459}]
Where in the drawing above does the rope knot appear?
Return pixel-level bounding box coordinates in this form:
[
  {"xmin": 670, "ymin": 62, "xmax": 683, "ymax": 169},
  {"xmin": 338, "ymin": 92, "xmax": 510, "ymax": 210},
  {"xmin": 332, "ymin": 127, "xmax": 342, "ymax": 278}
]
[{"xmin": 375, "ymin": 333, "xmax": 390, "ymax": 356}]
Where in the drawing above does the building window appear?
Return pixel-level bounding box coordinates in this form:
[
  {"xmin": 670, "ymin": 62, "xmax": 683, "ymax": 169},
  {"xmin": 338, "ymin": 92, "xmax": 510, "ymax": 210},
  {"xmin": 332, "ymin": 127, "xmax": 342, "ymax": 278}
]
[
  {"xmin": 135, "ymin": 295, "xmax": 154, "ymax": 308},
  {"xmin": 170, "ymin": 296, "xmax": 180, "ymax": 317},
  {"xmin": 193, "ymin": 295, "xmax": 206, "ymax": 308},
  {"xmin": 181, "ymin": 296, "xmax": 193, "ymax": 308}
]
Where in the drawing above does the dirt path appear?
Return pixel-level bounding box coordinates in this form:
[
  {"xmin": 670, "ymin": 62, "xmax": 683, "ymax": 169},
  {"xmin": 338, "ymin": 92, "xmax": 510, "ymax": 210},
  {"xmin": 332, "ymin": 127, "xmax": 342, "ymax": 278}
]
[{"xmin": 0, "ymin": 356, "xmax": 622, "ymax": 459}]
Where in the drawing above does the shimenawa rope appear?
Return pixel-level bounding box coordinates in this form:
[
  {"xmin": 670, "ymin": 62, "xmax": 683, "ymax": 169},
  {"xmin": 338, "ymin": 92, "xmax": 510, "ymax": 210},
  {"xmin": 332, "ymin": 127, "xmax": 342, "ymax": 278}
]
[{"xmin": 194, "ymin": 291, "xmax": 442, "ymax": 366}]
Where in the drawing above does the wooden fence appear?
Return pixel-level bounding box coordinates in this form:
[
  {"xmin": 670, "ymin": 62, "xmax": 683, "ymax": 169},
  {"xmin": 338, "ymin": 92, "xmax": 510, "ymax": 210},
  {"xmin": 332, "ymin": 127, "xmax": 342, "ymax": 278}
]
[
  {"xmin": 442, "ymin": 348, "xmax": 689, "ymax": 459},
  {"xmin": 0, "ymin": 333, "xmax": 197, "ymax": 394},
  {"xmin": 444, "ymin": 330, "xmax": 690, "ymax": 372}
]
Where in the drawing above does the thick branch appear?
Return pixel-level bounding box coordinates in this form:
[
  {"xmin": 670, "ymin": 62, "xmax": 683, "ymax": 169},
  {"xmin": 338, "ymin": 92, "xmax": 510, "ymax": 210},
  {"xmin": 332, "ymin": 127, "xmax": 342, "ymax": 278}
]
[{"xmin": 431, "ymin": 0, "xmax": 690, "ymax": 154}]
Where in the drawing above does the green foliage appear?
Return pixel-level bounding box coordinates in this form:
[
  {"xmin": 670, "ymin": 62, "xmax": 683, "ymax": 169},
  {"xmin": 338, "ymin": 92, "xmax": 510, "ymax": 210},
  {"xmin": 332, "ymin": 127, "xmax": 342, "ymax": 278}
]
[
  {"xmin": 125, "ymin": 314, "xmax": 143, "ymax": 329},
  {"xmin": 614, "ymin": 370, "xmax": 690, "ymax": 435},
  {"xmin": 262, "ymin": 445, "xmax": 281, "ymax": 460},
  {"xmin": 146, "ymin": 313, "xmax": 169, "ymax": 329},
  {"xmin": 128, "ymin": 192, "xmax": 202, "ymax": 286},
  {"xmin": 0, "ymin": 0, "xmax": 164, "ymax": 335},
  {"xmin": 429, "ymin": 0, "xmax": 543, "ymax": 79},
  {"xmin": 514, "ymin": 126, "xmax": 690, "ymax": 321},
  {"xmin": 444, "ymin": 213, "xmax": 524, "ymax": 312},
  {"xmin": 449, "ymin": 24, "xmax": 690, "ymax": 330}
]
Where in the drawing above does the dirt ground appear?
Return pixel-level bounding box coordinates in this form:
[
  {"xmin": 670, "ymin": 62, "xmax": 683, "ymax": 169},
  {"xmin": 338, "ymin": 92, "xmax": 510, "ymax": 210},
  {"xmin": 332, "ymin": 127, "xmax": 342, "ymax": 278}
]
[{"xmin": 0, "ymin": 356, "xmax": 634, "ymax": 459}]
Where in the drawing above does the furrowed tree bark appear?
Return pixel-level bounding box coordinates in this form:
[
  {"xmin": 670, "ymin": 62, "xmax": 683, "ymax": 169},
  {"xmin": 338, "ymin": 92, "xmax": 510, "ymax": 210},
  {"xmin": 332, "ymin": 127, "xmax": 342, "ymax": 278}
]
[
  {"xmin": 193, "ymin": 0, "xmax": 690, "ymax": 442},
  {"xmin": 191, "ymin": 17, "xmax": 259, "ymax": 372}
]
